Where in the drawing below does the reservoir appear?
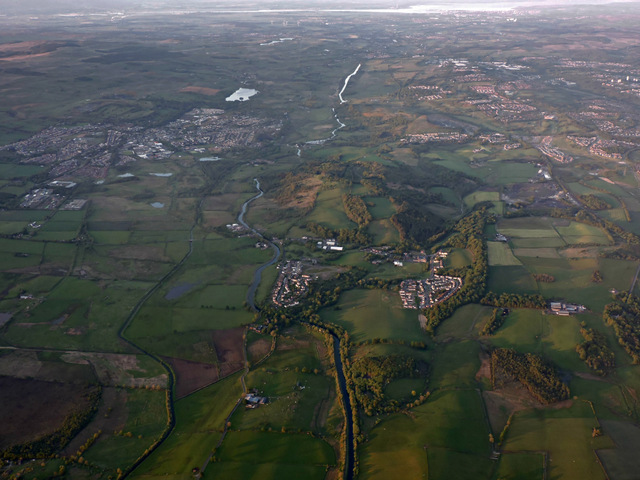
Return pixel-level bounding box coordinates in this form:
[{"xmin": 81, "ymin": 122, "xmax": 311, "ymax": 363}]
[{"xmin": 226, "ymin": 88, "xmax": 259, "ymax": 102}]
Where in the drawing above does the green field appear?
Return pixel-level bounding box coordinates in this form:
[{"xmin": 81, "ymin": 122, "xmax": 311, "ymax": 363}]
[
  {"xmin": 502, "ymin": 406, "xmax": 613, "ymax": 480},
  {"xmin": 320, "ymin": 289, "xmax": 427, "ymax": 343},
  {"xmin": 488, "ymin": 241, "xmax": 522, "ymax": 266},
  {"xmin": 306, "ymin": 187, "xmax": 355, "ymax": 230},
  {"xmin": 207, "ymin": 431, "xmax": 335, "ymax": 480},
  {"xmin": 133, "ymin": 373, "xmax": 243, "ymax": 478}
]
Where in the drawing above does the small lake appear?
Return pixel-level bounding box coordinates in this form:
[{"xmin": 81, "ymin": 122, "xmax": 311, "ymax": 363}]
[
  {"xmin": 165, "ymin": 282, "xmax": 199, "ymax": 300},
  {"xmin": 0, "ymin": 312, "xmax": 12, "ymax": 327},
  {"xmin": 226, "ymin": 88, "xmax": 258, "ymax": 102},
  {"xmin": 260, "ymin": 37, "xmax": 293, "ymax": 46},
  {"xmin": 150, "ymin": 202, "xmax": 165, "ymax": 209}
]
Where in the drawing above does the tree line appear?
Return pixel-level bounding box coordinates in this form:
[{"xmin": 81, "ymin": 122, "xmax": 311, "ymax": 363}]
[
  {"xmin": 480, "ymin": 292, "xmax": 547, "ymax": 309},
  {"xmin": 2, "ymin": 386, "xmax": 102, "ymax": 460},
  {"xmin": 491, "ymin": 348, "xmax": 569, "ymax": 404},
  {"xmin": 306, "ymin": 222, "xmax": 371, "ymax": 246},
  {"xmin": 577, "ymin": 194, "xmax": 611, "ymax": 210},
  {"xmin": 423, "ymin": 209, "xmax": 491, "ymax": 333},
  {"xmin": 481, "ymin": 308, "xmax": 507, "ymax": 336}
]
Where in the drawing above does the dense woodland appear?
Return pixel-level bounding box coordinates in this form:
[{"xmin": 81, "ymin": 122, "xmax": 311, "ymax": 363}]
[{"xmin": 350, "ymin": 355, "xmax": 427, "ymax": 416}]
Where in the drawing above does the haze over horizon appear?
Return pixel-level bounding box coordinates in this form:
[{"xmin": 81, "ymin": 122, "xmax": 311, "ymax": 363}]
[{"xmin": 1, "ymin": 0, "xmax": 639, "ymax": 15}]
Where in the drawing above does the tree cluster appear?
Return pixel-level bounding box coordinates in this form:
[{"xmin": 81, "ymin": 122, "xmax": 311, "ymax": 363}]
[
  {"xmin": 603, "ymin": 292, "xmax": 640, "ymax": 363},
  {"xmin": 490, "ymin": 348, "xmax": 569, "ymax": 404},
  {"xmin": 481, "ymin": 292, "xmax": 546, "ymax": 309},
  {"xmin": 591, "ymin": 270, "xmax": 603, "ymax": 283},
  {"xmin": 576, "ymin": 326, "xmax": 615, "ymax": 375},
  {"xmin": 350, "ymin": 355, "xmax": 427, "ymax": 416},
  {"xmin": 532, "ymin": 274, "xmax": 555, "ymax": 283},
  {"xmin": 306, "ymin": 222, "xmax": 371, "ymax": 246},
  {"xmin": 342, "ymin": 194, "xmax": 372, "ymax": 227},
  {"xmin": 481, "ymin": 308, "xmax": 506, "ymax": 336},
  {"xmin": 577, "ymin": 194, "xmax": 610, "ymax": 210}
]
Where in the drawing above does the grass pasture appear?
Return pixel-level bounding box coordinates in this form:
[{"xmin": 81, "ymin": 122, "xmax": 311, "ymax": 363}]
[
  {"xmin": 359, "ymin": 389, "xmax": 492, "ymax": 480},
  {"xmin": 368, "ymin": 218, "xmax": 400, "ymax": 244},
  {"xmin": 501, "ymin": 406, "xmax": 613, "ymax": 480},
  {"xmin": 488, "ymin": 241, "xmax": 522, "ymax": 266},
  {"xmin": 488, "ymin": 265, "xmax": 538, "ymax": 295},
  {"xmin": 232, "ymin": 333, "xmax": 332, "ymax": 434},
  {"xmin": 320, "ymin": 289, "xmax": 426, "ymax": 343},
  {"xmin": 133, "ymin": 373, "xmax": 243, "ymax": 478},
  {"xmin": 207, "ymin": 431, "xmax": 335, "ymax": 480},
  {"xmin": 84, "ymin": 389, "xmax": 167, "ymax": 474},
  {"xmin": 494, "ymin": 452, "xmax": 544, "ymax": 480},
  {"xmin": 306, "ymin": 187, "xmax": 354, "ymax": 230}
]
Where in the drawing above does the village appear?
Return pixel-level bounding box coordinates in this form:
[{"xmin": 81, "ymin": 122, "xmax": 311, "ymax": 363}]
[
  {"xmin": 398, "ymin": 251, "xmax": 463, "ymax": 309},
  {"xmin": 0, "ymin": 108, "xmax": 282, "ymax": 190},
  {"xmin": 399, "ymin": 275, "xmax": 463, "ymax": 309},
  {"xmin": 271, "ymin": 260, "xmax": 314, "ymax": 308}
]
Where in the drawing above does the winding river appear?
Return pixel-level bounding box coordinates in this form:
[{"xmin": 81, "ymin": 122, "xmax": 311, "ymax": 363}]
[
  {"xmin": 241, "ymin": 180, "xmax": 356, "ymax": 479},
  {"xmin": 339, "ymin": 63, "xmax": 362, "ymax": 104},
  {"xmin": 304, "ymin": 63, "xmax": 361, "ymax": 147},
  {"xmin": 332, "ymin": 334, "xmax": 356, "ymax": 480},
  {"xmin": 238, "ymin": 178, "xmax": 282, "ymax": 311}
]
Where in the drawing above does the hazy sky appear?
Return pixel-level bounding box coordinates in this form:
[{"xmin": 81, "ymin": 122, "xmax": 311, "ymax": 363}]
[{"xmin": 1, "ymin": 0, "xmax": 639, "ymax": 15}]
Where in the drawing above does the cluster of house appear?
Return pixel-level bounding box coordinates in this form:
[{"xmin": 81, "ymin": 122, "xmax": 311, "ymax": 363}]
[
  {"xmin": 549, "ymin": 302, "xmax": 587, "ymax": 316},
  {"xmin": 407, "ymin": 84, "xmax": 451, "ymax": 101},
  {"xmin": 430, "ymin": 251, "xmax": 448, "ymax": 272},
  {"xmin": 567, "ymin": 135, "xmax": 630, "ymax": 161},
  {"xmin": 317, "ymin": 239, "xmax": 343, "ymax": 252},
  {"xmin": 536, "ymin": 136, "xmax": 573, "ymax": 164},
  {"xmin": 226, "ymin": 223, "xmax": 246, "ymax": 234},
  {"xmin": 401, "ymin": 132, "xmax": 469, "ymax": 144},
  {"xmin": 244, "ymin": 391, "xmax": 268, "ymax": 409},
  {"xmin": 20, "ymin": 188, "xmax": 64, "ymax": 210},
  {"xmin": 271, "ymin": 260, "xmax": 312, "ymax": 308},
  {"xmin": 399, "ymin": 274, "xmax": 463, "ymax": 309},
  {"xmin": 361, "ymin": 246, "xmax": 428, "ymax": 266},
  {"xmin": 1, "ymin": 108, "xmax": 281, "ymax": 195}
]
